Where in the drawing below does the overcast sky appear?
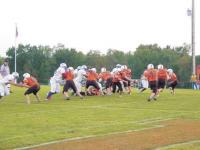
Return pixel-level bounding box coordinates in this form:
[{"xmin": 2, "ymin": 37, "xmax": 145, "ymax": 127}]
[{"xmin": 0, "ymin": 0, "xmax": 199, "ymax": 56}]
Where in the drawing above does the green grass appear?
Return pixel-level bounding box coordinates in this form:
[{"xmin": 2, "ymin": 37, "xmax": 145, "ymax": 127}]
[{"xmin": 0, "ymin": 86, "xmax": 200, "ymax": 149}]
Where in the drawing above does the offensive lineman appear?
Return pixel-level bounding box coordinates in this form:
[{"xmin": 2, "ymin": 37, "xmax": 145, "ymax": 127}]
[{"xmin": 46, "ymin": 63, "xmax": 67, "ymax": 100}]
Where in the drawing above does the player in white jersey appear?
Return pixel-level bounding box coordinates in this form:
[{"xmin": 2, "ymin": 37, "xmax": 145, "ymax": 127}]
[
  {"xmin": 0, "ymin": 72, "xmax": 19, "ymax": 99},
  {"xmin": 46, "ymin": 63, "xmax": 67, "ymax": 100},
  {"xmin": 0, "ymin": 58, "xmax": 11, "ymax": 93},
  {"xmin": 73, "ymin": 65, "xmax": 87, "ymax": 93}
]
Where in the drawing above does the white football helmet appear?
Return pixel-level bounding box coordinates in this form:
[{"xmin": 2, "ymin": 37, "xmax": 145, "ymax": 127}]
[
  {"xmin": 167, "ymin": 69, "xmax": 173, "ymax": 74},
  {"xmin": 120, "ymin": 65, "xmax": 125, "ymax": 70},
  {"xmin": 117, "ymin": 68, "xmax": 122, "ymax": 72},
  {"xmin": 23, "ymin": 73, "xmax": 30, "ymax": 79},
  {"xmin": 147, "ymin": 64, "xmax": 154, "ymax": 69},
  {"xmin": 116, "ymin": 64, "xmax": 122, "ymax": 68},
  {"xmin": 68, "ymin": 67, "xmax": 74, "ymax": 71},
  {"xmin": 112, "ymin": 68, "xmax": 118, "ymax": 74},
  {"xmin": 101, "ymin": 67, "xmax": 106, "ymax": 73},
  {"xmin": 91, "ymin": 68, "xmax": 97, "ymax": 73},
  {"xmin": 157, "ymin": 64, "xmax": 164, "ymax": 70},
  {"xmin": 82, "ymin": 65, "xmax": 87, "ymax": 70},
  {"xmin": 12, "ymin": 72, "xmax": 19, "ymax": 79},
  {"xmin": 77, "ymin": 66, "xmax": 82, "ymax": 70},
  {"xmin": 60, "ymin": 63, "xmax": 67, "ymax": 68},
  {"xmin": 123, "ymin": 65, "xmax": 128, "ymax": 69}
]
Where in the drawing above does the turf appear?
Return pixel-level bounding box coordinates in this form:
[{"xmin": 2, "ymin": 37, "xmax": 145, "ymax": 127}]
[{"xmin": 0, "ymin": 86, "xmax": 200, "ymax": 150}]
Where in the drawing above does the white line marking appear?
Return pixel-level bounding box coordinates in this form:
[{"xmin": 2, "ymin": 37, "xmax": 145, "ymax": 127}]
[
  {"xmin": 14, "ymin": 118, "xmax": 172, "ymax": 150},
  {"xmin": 15, "ymin": 123, "xmax": 166, "ymax": 150},
  {"xmin": 155, "ymin": 140, "xmax": 200, "ymax": 150}
]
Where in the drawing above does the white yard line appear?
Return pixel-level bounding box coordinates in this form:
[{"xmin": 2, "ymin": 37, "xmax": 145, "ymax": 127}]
[
  {"xmin": 15, "ymin": 122, "xmax": 167, "ymax": 150},
  {"xmin": 155, "ymin": 140, "xmax": 200, "ymax": 150},
  {"xmin": 1, "ymin": 117, "xmax": 165, "ymax": 142}
]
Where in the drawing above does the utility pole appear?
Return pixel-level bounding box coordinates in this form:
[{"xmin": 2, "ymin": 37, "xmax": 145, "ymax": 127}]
[{"xmin": 192, "ymin": 0, "xmax": 195, "ymax": 75}]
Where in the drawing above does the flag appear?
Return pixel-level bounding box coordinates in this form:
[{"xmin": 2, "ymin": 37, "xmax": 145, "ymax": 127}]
[{"xmin": 15, "ymin": 25, "xmax": 18, "ymax": 38}]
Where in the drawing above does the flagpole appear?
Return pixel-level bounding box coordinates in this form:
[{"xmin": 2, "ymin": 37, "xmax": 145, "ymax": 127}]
[
  {"xmin": 15, "ymin": 23, "xmax": 18, "ymax": 73},
  {"xmin": 14, "ymin": 39, "xmax": 17, "ymax": 73}
]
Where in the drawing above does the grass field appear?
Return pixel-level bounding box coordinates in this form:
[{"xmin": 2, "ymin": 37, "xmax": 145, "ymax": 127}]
[{"xmin": 0, "ymin": 86, "xmax": 200, "ymax": 150}]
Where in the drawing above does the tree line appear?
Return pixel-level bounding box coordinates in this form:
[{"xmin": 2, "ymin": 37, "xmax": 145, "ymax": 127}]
[{"xmin": 3, "ymin": 43, "xmax": 199, "ymax": 84}]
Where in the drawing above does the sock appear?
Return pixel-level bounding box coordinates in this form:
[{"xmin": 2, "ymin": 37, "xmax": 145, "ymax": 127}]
[{"xmin": 46, "ymin": 92, "xmax": 56, "ymax": 99}]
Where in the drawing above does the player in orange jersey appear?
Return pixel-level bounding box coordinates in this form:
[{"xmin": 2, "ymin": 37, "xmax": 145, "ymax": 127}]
[
  {"xmin": 167, "ymin": 69, "xmax": 178, "ymax": 94},
  {"xmin": 112, "ymin": 68, "xmax": 125, "ymax": 95},
  {"xmin": 157, "ymin": 64, "xmax": 168, "ymax": 93},
  {"xmin": 85, "ymin": 68, "xmax": 101, "ymax": 95},
  {"xmin": 99, "ymin": 67, "xmax": 113, "ymax": 95},
  {"xmin": 146, "ymin": 64, "xmax": 158, "ymax": 101},
  {"xmin": 62, "ymin": 67, "xmax": 83, "ymax": 100},
  {"xmin": 20, "ymin": 73, "xmax": 40, "ymax": 104}
]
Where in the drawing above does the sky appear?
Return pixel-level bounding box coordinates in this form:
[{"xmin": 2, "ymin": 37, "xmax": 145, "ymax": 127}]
[{"xmin": 0, "ymin": 0, "xmax": 199, "ymax": 56}]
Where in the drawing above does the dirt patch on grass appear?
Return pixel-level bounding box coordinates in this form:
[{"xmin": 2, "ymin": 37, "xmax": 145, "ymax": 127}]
[{"xmin": 31, "ymin": 119, "xmax": 200, "ymax": 150}]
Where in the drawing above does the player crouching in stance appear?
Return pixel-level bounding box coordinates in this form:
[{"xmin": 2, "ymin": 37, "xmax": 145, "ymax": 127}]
[
  {"xmin": 85, "ymin": 68, "xmax": 102, "ymax": 96},
  {"xmin": 98, "ymin": 67, "xmax": 113, "ymax": 95},
  {"xmin": 167, "ymin": 69, "xmax": 177, "ymax": 94},
  {"xmin": 62, "ymin": 67, "xmax": 83, "ymax": 100},
  {"xmin": 19, "ymin": 73, "xmax": 41, "ymax": 104},
  {"xmin": 112, "ymin": 68, "xmax": 124, "ymax": 96},
  {"xmin": 119, "ymin": 65, "xmax": 132, "ymax": 95},
  {"xmin": 0, "ymin": 72, "xmax": 19, "ymax": 99},
  {"xmin": 146, "ymin": 64, "xmax": 158, "ymax": 101}
]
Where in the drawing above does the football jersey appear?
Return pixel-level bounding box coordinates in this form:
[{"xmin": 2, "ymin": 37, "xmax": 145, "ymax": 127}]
[
  {"xmin": 0, "ymin": 64, "xmax": 10, "ymax": 77},
  {"xmin": 124, "ymin": 69, "xmax": 132, "ymax": 78},
  {"xmin": 0, "ymin": 74, "xmax": 14, "ymax": 84},
  {"xmin": 63, "ymin": 71, "xmax": 74, "ymax": 80},
  {"xmin": 146, "ymin": 69, "xmax": 157, "ymax": 81},
  {"xmin": 169, "ymin": 73, "xmax": 177, "ymax": 81},
  {"xmin": 112, "ymin": 72, "xmax": 122, "ymax": 82},
  {"xmin": 99, "ymin": 71, "xmax": 112, "ymax": 81},
  {"xmin": 87, "ymin": 70, "xmax": 98, "ymax": 81},
  {"xmin": 74, "ymin": 69, "xmax": 87, "ymax": 82},
  {"xmin": 52, "ymin": 67, "xmax": 66, "ymax": 82},
  {"xmin": 157, "ymin": 69, "xmax": 167, "ymax": 80},
  {"xmin": 23, "ymin": 77, "xmax": 39, "ymax": 87}
]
